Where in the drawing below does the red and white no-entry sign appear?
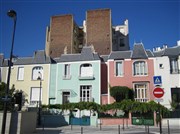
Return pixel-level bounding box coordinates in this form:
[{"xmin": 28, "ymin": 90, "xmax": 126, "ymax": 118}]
[{"xmin": 153, "ymin": 87, "xmax": 164, "ymax": 98}]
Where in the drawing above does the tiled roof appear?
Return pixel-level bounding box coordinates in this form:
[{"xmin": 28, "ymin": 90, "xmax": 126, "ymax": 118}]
[
  {"xmin": 100, "ymin": 55, "xmax": 109, "ymax": 62},
  {"xmin": 109, "ymin": 51, "xmax": 131, "ymax": 59},
  {"xmin": 59, "ymin": 46, "xmax": 101, "ymax": 62},
  {"xmin": 15, "ymin": 50, "xmax": 51, "ymax": 65},
  {"xmin": 163, "ymin": 46, "xmax": 180, "ymax": 57},
  {"xmin": 109, "ymin": 43, "xmax": 153, "ymax": 60},
  {"xmin": 131, "ymin": 43, "xmax": 148, "ymax": 59},
  {"xmin": 153, "ymin": 50, "xmax": 164, "ymax": 57},
  {"xmin": 146, "ymin": 50, "xmax": 154, "ymax": 57},
  {"xmin": 153, "ymin": 46, "xmax": 180, "ymax": 57},
  {"xmin": 1, "ymin": 50, "xmax": 52, "ymax": 66}
]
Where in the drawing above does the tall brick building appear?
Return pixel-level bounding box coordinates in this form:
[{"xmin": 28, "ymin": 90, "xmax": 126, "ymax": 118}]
[
  {"xmin": 45, "ymin": 14, "xmax": 80, "ymax": 58},
  {"xmin": 85, "ymin": 9, "xmax": 112, "ymax": 55},
  {"xmin": 45, "ymin": 9, "xmax": 129, "ymax": 58}
]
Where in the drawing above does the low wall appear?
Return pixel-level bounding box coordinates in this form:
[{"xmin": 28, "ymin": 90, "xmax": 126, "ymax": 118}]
[
  {"xmin": 162, "ymin": 118, "xmax": 180, "ymax": 127},
  {"xmin": 100, "ymin": 118, "xmax": 131, "ymax": 125},
  {"xmin": 0, "ymin": 112, "xmax": 11, "ymax": 134},
  {"xmin": 42, "ymin": 115, "xmax": 69, "ymax": 127},
  {"xmin": 21, "ymin": 112, "xmax": 37, "ymax": 133},
  {"xmin": 0, "ymin": 111, "xmax": 37, "ymax": 134},
  {"xmin": 99, "ymin": 113, "xmax": 132, "ymax": 126}
]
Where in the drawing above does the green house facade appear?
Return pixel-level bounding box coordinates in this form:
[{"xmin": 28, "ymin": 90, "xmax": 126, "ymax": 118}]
[{"xmin": 49, "ymin": 46, "xmax": 101, "ymax": 105}]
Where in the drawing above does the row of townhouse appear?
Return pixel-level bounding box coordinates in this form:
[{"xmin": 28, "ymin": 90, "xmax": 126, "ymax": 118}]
[{"xmin": 0, "ymin": 42, "xmax": 179, "ymax": 111}]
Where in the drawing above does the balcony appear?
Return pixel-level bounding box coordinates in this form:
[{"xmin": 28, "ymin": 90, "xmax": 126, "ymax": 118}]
[
  {"xmin": 78, "ymin": 75, "xmax": 94, "ymax": 80},
  {"xmin": 170, "ymin": 69, "xmax": 180, "ymax": 74},
  {"xmin": 62, "ymin": 75, "xmax": 72, "ymax": 80},
  {"xmin": 135, "ymin": 98, "xmax": 149, "ymax": 102}
]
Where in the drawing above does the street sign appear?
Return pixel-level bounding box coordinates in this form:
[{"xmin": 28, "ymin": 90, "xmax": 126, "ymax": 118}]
[
  {"xmin": 153, "ymin": 76, "xmax": 162, "ymax": 85},
  {"xmin": 155, "ymin": 98, "xmax": 163, "ymax": 102},
  {"xmin": 153, "ymin": 87, "xmax": 164, "ymax": 98}
]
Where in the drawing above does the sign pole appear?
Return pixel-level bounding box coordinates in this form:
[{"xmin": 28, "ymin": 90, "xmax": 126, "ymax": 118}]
[
  {"xmin": 158, "ymin": 102, "xmax": 162, "ymax": 134},
  {"xmin": 153, "ymin": 76, "xmax": 163, "ymax": 134}
]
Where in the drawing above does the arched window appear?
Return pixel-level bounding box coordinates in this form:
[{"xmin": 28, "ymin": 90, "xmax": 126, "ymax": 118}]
[
  {"xmin": 80, "ymin": 63, "xmax": 93, "ymax": 77},
  {"xmin": 133, "ymin": 61, "xmax": 147, "ymax": 76},
  {"xmin": 32, "ymin": 66, "xmax": 43, "ymax": 80}
]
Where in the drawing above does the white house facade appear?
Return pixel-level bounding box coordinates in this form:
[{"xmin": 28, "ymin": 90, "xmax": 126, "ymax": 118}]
[{"xmin": 153, "ymin": 43, "xmax": 180, "ymax": 109}]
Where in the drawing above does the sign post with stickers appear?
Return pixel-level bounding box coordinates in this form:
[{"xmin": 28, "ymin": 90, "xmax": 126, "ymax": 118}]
[{"xmin": 153, "ymin": 76, "xmax": 163, "ymax": 134}]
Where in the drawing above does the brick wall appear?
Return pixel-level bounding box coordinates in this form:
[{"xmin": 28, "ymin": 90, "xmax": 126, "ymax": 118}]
[
  {"xmin": 48, "ymin": 15, "xmax": 73, "ymax": 58},
  {"xmin": 86, "ymin": 9, "xmax": 112, "ymax": 55}
]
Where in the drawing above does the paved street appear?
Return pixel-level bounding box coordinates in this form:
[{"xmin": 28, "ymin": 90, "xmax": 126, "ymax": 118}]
[{"xmin": 34, "ymin": 125, "xmax": 180, "ymax": 134}]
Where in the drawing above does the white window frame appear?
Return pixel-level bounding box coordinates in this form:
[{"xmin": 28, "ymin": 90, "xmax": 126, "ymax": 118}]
[
  {"xmin": 63, "ymin": 64, "xmax": 71, "ymax": 79},
  {"xmin": 133, "ymin": 83, "xmax": 149, "ymax": 102},
  {"xmin": 80, "ymin": 63, "xmax": 93, "ymax": 77},
  {"xmin": 80, "ymin": 85, "xmax": 92, "ymax": 102},
  {"xmin": 17, "ymin": 67, "xmax": 24, "ymax": 81},
  {"xmin": 170, "ymin": 58, "xmax": 179, "ymax": 74},
  {"xmin": 133, "ymin": 61, "xmax": 148, "ymax": 76},
  {"xmin": 30, "ymin": 87, "xmax": 42, "ymax": 105},
  {"xmin": 32, "ymin": 66, "xmax": 43, "ymax": 80},
  {"xmin": 115, "ymin": 60, "xmax": 124, "ymax": 77}
]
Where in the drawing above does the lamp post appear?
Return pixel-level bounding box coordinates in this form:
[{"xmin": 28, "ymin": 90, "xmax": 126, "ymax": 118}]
[
  {"xmin": 1, "ymin": 10, "xmax": 17, "ymax": 134},
  {"xmin": 37, "ymin": 71, "xmax": 42, "ymax": 126}
]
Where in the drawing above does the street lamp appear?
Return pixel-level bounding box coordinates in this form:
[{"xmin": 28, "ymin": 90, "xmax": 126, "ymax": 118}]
[
  {"xmin": 37, "ymin": 71, "xmax": 42, "ymax": 126},
  {"xmin": 1, "ymin": 10, "xmax": 17, "ymax": 134}
]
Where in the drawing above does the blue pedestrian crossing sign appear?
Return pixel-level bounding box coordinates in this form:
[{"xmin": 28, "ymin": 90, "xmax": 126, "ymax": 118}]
[{"xmin": 153, "ymin": 76, "xmax": 162, "ymax": 85}]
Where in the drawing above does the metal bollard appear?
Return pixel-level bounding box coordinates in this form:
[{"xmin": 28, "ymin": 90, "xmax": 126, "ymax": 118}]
[
  {"xmin": 81, "ymin": 127, "xmax": 83, "ymax": 134},
  {"xmin": 167, "ymin": 120, "xmax": 170, "ymax": 134},
  {"xmin": 122, "ymin": 118, "xmax": 125, "ymax": 131},
  {"xmin": 71, "ymin": 124, "xmax": 72, "ymax": 130},
  {"xmin": 126, "ymin": 119, "xmax": 128, "ymax": 128},
  {"xmin": 145, "ymin": 125, "xmax": 147, "ymax": 132},
  {"xmin": 118, "ymin": 125, "xmax": 120, "ymax": 134}
]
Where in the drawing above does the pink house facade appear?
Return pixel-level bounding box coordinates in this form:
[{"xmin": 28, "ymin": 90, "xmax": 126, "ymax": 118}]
[{"xmin": 106, "ymin": 43, "xmax": 155, "ymax": 104}]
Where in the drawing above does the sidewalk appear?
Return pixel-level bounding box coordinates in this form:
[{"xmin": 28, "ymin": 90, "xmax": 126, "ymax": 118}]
[{"xmin": 34, "ymin": 125, "xmax": 180, "ymax": 134}]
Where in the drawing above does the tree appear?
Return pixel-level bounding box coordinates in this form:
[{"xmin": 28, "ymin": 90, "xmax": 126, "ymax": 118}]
[
  {"xmin": 0, "ymin": 82, "xmax": 27, "ymax": 111},
  {"xmin": 0, "ymin": 82, "xmax": 15, "ymax": 111},
  {"xmin": 110, "ymin": 86, "xmax": 134, "ymax": 102}
]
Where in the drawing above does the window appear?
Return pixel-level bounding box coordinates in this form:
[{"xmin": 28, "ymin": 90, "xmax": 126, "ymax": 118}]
[
  {"xmin": 80, "ymin": 85, "xmax": 92, "ymax": 102},
  {"xmin": 30, "ymin": 87, "xmax": 42, "ymax": 105},
  {"xmin": 120, "ymin": 39, "xmax": 125, "ymax": 47},
  {"xmin": 62, "ymin": 92, "xmax": 70, "ymax": 104},
  {"xmin": 17, "ymin": 67, "xmax": 24, "ymax": 80},
  {"xmin": 80, "ymin": 64, "xmax": 93, "ymax": 77},
  {"xmin": 63, "ymin": 64, "xmax": 71, "ymax": 79},
  {"xmin": 170, "ymin": 58, "xmax": 179, "ymax": 74},
  {"xmin": 159, "ymin": 64, "xmax": 164, "ymax": 69},
  {"xmin": 32, "ymin": 66, "xmax": 43, "ymax": 80},
  {"xmin": 115, "ymin": 61, "xmax": 123, "ymax": 76},
  {"xmin": 171, "ymin": 88, "xmax": 180, "ymax": 110},
  {"xmin": 134, "ymin": 83, "xmax": 149, "ymax": 102},
  {"xmin": 133, "ymin": 61, "xmax": 147, "ymax": 76}
]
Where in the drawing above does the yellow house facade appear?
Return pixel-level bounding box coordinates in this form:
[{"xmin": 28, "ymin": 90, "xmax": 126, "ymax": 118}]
[{"xmin": 1, "ymin": 50, "xmax": 52, "ymax": 106}]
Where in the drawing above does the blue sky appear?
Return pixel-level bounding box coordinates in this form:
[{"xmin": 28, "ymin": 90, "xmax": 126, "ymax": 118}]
[{"xmin": 0, "ymin": 0, "xmax": 179, "ymax": 58}]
